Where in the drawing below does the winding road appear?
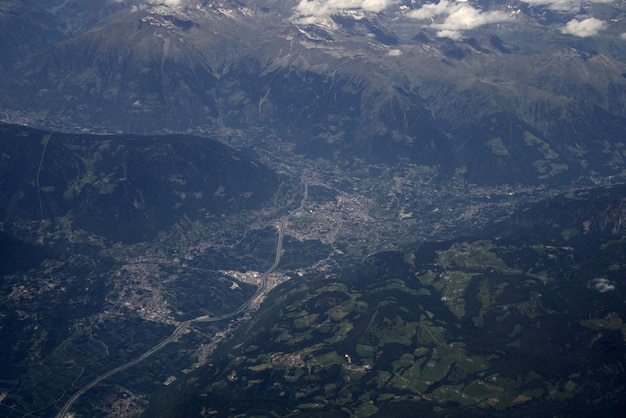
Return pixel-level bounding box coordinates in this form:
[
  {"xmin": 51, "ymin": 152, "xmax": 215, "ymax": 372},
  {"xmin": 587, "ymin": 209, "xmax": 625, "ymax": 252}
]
[{"xmin": 55, "ymin": 187, "xmax": 299, "ymax": 418}]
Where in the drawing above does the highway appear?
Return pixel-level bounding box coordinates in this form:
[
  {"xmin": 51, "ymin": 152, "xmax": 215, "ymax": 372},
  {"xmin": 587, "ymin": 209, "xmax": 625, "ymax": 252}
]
[{"xmin": 55, "ymin": 206, "xmax": 292, "ymax": 418}]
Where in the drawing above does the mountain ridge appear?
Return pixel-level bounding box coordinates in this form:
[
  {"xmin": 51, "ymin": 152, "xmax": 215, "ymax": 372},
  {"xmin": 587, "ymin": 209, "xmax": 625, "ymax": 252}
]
[
  {"xmin": 0, "ymin": 123, "xmax": 279, "ymax": 243},
  {"xmin": 2, "ymin": 1, "xmax": 626, "ymax": 186},
  {"xmin": 1, "ymin": 2, "xmax": 626, "ymax": 416}
]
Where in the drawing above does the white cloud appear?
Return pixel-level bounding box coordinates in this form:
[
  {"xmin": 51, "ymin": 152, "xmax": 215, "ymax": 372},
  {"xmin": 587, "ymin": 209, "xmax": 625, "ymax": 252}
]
[
  {"xmin": 561, "ymin": 17, "xmax": 607, "ymax": 37},
  {"xmin": 521, "ymin": 0, "xmax": 582, "ymax": 12},
  {"xmin": 408, "ymin": 1, "xmax": 511, "ymax": 40},
  {"xmin": 622, "ymin": 32, "xmax": 626, "ymax": 40},
  {"xmin": 142, "ymin": 0, "xmax": 184, "ymax": 6},
  {"xmin": 408, "ymin": 0, "xmax": 452, "ymax": 20},
  {"xmin": 294, "ymin": 0, "xmax": 399, "ymax": 23},
  {"xmin": 589, "ymin": 278, "xmax": 616, "ymax": 293},
  {"xmin": 520, "ymin": 0, "xmax": 615, "ymax": 13},
  {"xmin": 387, "ymin": 48, "xmax": 403, "ymax": 56},
  {"xmin": 130, "ymin": 1, "xmax": 184, "ymax": 12}
]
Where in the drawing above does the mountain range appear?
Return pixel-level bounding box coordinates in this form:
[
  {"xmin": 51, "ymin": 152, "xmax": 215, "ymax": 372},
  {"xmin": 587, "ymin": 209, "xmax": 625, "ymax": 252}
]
[
  {"xmin": 2, "ymin": 0, "xmax": 626, "ymax": 185},
  {"xmin": 1, "ymin": 1, "xmax": 626, "ymax": 417}
]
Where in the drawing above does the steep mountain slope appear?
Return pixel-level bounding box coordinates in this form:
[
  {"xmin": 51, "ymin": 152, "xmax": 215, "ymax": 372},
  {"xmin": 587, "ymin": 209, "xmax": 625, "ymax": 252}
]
[
  {"xmin": 1, "ymin": 2, "xmax": 626, "ymax": 416},
  {"xmin": 0, "ymin": 123, "xmax": 279, "ymax": 243},
  {"xmin": 145, "ymin": 183, "xmax": 626, "ymax": 417},
  {"xmin": 490, "ymin": 183, "xmax": 626, "ymax": 243},
  {"xmin": 1, "ymin": 1, "xmax": 626, "ymax": 185},
  {"xmin": 0, "ymin": 0, "xmax": 68, "ymax": 74},
  {"xmin": 36, "ymin": 0, "xmax": 129, "ymax": 34}
]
